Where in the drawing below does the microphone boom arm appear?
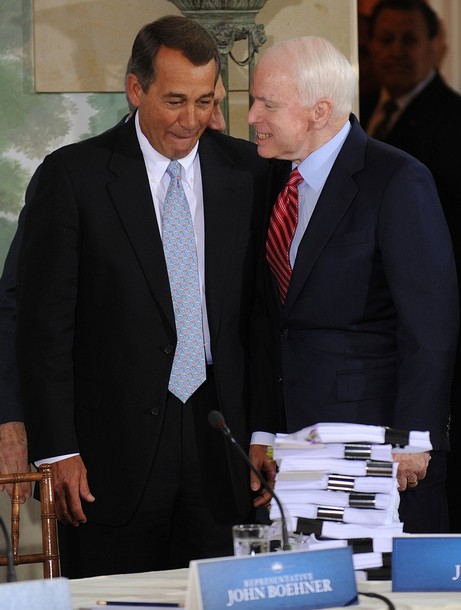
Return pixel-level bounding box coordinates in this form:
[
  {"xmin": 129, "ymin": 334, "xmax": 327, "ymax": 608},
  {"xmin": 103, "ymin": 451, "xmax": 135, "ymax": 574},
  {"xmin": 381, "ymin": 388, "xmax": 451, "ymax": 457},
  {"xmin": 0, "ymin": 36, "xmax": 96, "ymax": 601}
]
[{"xmin": 212, "ymin": 413, "xmax": 291, "ymax": 551}]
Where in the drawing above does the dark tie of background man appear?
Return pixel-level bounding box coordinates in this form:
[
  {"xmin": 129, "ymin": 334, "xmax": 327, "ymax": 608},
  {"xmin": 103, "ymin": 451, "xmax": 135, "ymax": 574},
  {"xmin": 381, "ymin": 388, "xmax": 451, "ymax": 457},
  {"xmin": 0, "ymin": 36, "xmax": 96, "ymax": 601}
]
[{"xmin": 372, "ymin": 99, "xmax": 398, "ymax": 140}]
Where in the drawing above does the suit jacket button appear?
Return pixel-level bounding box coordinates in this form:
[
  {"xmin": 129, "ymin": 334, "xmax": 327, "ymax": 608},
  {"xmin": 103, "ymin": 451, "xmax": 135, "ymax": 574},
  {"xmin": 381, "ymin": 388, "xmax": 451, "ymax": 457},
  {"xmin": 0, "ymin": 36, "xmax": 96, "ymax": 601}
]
[
  {"xmin": 151, "ymin": 405, "xmax": 159, "ymax": 415},
  {"xmin": 163, "ymin": 344, "xmax": 174, "ymax": 354},
  {"xmin": 281, "ymin": 328, "xmax": 289, "ymax": 338}
]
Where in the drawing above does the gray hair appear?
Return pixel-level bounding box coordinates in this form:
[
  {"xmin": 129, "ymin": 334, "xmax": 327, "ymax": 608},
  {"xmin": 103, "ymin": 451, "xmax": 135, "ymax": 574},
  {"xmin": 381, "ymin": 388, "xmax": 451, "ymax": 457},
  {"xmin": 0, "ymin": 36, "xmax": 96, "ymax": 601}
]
[{"xmin": 263, "ymin": 36, "xmax": 357, "ymax": 119}]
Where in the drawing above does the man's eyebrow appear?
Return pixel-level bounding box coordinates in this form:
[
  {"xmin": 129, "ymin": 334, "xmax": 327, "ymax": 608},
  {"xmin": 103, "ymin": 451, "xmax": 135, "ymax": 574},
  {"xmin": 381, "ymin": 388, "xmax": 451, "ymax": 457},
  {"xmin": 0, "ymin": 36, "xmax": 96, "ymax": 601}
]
[
  {"xmin": 162, "ymin": 90, "xmax": 215, "ymax": 100},
  {"xmin": 199, "ymin": 90, "xmax": 215, "ymax": 100},
  {"xmin": 162, "ymin": 91, "xmax": 186, "ymax": 99},
  {"xmin": 251, "ymin": 93, "xmax": 277, "ymax": 104}
]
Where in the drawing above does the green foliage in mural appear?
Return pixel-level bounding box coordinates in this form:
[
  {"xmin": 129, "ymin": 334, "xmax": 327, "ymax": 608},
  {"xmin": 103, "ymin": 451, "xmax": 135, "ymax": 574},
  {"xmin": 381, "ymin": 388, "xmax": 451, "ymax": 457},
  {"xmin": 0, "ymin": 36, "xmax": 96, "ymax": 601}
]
[
  {"xmin": 82, "ymin": 93, "xmax": 130, "ymax": 139},
  {"xmin": 0, "ymin": 2, "xmax": 127, "ymax": 269},
  {"xmin": 0, "ymin": 1, "xmax": 75, "ymax": 217}
]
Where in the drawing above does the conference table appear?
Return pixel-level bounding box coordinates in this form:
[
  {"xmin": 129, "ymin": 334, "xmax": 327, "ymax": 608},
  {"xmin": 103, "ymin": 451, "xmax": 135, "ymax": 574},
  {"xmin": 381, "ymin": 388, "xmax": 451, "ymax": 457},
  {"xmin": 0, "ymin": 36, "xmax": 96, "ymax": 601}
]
[{"xmin": 69, "ymin": 566, "xmax": 461, "ymax": 610}]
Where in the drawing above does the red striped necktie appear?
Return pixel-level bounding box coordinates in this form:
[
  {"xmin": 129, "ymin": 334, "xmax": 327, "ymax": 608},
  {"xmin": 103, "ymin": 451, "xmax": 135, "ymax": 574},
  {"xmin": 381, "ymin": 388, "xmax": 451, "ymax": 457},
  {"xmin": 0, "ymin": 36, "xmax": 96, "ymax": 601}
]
[{"xmin": 266, "ymin": 167, "xmax": 303, "ymax": 303}]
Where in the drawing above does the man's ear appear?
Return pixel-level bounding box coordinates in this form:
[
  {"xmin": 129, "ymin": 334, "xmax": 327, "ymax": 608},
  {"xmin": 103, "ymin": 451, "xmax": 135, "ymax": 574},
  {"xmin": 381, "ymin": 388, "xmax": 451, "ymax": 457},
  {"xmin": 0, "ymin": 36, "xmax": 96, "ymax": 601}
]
[
  {"xmin": 126, "ymin": 73, "xmax": 143, "ymax": 107},
  {"xmin": 313, "ymin": 99, "xmax": 333, "ymax": 127}
]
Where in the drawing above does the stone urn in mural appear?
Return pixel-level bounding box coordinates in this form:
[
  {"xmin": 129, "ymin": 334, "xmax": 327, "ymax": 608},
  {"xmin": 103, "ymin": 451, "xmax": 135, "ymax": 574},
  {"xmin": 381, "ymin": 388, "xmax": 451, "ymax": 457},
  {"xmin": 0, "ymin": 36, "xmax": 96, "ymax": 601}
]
[{"xmin": 169, "ymin": 0, "xmax": 269, "ymax": 134}]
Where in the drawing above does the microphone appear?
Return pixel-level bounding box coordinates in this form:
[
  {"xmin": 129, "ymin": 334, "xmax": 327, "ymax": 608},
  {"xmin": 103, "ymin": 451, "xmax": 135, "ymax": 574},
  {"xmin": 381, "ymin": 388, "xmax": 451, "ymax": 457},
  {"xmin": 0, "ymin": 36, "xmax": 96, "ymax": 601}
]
[
  {"xmin": 0, "ymin": 515, "xmax": 17, "ymax": 582},
  {"xmin": 208, "ymin": 410, "xmax": 291, "ymax": 551}
]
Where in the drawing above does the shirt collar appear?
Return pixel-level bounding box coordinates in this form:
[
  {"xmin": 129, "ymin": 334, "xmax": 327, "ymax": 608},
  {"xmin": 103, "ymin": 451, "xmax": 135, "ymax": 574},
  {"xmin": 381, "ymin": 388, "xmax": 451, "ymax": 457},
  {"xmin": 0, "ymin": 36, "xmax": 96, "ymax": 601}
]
[
  {"xmin": 134, "ymin": 110, "xmax": 199, "ymax": 183},
  {"xmin": 296, "ymin": 120, "xmax": 351, "ymax": 193}
]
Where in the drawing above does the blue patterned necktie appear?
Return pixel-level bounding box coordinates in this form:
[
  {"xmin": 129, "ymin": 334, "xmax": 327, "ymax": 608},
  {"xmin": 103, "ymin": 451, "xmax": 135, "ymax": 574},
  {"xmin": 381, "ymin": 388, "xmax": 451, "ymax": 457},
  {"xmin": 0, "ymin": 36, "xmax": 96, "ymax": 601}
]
[{"xmin": 163, "ymin": 160, "xmax": 206, "ymax": 403}]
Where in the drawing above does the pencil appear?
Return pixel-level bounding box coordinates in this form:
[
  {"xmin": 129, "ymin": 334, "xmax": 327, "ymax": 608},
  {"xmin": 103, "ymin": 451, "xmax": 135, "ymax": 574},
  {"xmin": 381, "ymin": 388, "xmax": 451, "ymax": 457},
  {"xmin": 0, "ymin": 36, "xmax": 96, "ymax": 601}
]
[{"xmin": 96, "ymin": 602, "xmax": 183, "ymax": 608}]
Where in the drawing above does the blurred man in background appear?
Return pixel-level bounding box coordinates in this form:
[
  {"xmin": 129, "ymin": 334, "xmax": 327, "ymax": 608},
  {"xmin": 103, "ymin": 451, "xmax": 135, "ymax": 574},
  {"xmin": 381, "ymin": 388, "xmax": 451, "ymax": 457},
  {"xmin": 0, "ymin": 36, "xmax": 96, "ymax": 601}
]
[{"xmin": 360, "ymin": 0, "xmax": 461, "ymax": 532}]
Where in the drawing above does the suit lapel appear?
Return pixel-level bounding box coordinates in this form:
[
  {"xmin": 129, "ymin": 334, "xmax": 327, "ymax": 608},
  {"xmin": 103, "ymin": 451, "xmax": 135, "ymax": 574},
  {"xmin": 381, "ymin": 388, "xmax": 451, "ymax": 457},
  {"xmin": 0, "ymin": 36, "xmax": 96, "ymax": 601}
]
[
  {"xmin": 198, "ymin": 132, "xmax": 243, "ymax": 337},
  {"xmin": 283, "ymin": 117, "xmax": 365, "ymax": 314},
  {"xmin": 106, "ymin": 118, "xmax": 175, "ymax": 329}
]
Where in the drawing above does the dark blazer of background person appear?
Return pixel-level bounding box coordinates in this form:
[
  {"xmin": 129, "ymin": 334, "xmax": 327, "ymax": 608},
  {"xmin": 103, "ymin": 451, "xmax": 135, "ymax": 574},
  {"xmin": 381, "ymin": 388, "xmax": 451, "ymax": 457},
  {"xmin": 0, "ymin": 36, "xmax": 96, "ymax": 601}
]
[
  {"xmin": 0, "ymin": 221, "xmax": 22, "ymax": 423},
  {"xmin": 360, "ymin": 65, "xmax": 461, "ymax": 534},
  {"xmin": 360, "ymin": 75, "xmax": 461, "ymax": 347},
  {"xmin": 0, "ymin": 174, "xmax": 38, "ymax": 425},
  {"xmin": 0, "ymin": 167, "xmax": 45, "ymax": 424},
  {"xmin": 358, "ymin": 0, "xmax": 461, "ymax": 413},
  {"xmin": 260, "ymin": 115, "xmax": 458, "ymax": 532},
  {"xmin": 0, "ymin": 174, "xmax": 39, "ymax": 499},
  {"xmin": 15, "ymin": 115, "xmax": 271, "ymax": 528}
]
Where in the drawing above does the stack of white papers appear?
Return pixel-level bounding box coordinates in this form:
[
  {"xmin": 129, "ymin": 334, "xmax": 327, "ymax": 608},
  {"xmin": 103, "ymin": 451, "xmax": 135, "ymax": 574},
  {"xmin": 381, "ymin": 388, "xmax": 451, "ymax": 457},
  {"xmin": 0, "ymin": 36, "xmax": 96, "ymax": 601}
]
[
  {"xmin": 272, "ymin": 502, "xmax": 398, "ymax": 527},
  {"xmin": 274, "ymin": 441, "xmax": 393, "ymax": 461},
  {"xmin": 270, "ymin": 422, "xmax": 431, "ymax": 576},
  {"xmin": 275, "ymin": 471, "xmax": 397, "ymax": 494},
  {"xmin": 276, "ymin": 456, "xmax": 397, "ymax": 477},
  {"xmin": 272, "ymin": 488, "xmax": 397, "ymax": 510},
  {"xmin": 298, "ymin": 533, "xmax": 395, "ymax": 554},
  {"xmin": 277, "ymin": 422, "xmax": 431, "ymax": 453}
]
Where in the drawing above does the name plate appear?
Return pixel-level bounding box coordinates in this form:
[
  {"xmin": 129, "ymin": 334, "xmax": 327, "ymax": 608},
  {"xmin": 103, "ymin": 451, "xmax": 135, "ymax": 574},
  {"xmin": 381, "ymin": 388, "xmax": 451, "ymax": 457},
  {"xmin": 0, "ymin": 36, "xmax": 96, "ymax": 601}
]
[
  {"xmin": 186, "ymin": 548, "xmax": 357, "ymax": 610},
  {"xmin": 0, "ymin": 578, "xmax": 72, "ymax": 610},
  {"xmin": 392, "ymin": 536, "xmax": 461, "ymax": 591}
]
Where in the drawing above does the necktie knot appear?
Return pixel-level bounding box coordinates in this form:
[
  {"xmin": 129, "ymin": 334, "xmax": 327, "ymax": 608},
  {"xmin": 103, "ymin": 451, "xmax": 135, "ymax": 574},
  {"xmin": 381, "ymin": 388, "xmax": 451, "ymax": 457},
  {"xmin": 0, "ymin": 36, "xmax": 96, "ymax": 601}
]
[
  {"xmin": 287, "ymin": 167, "xmax": 303, "ymax": 188},
  {"xmin": 166, "ymin": 159, "xmax": 181, "ymax": 179}
]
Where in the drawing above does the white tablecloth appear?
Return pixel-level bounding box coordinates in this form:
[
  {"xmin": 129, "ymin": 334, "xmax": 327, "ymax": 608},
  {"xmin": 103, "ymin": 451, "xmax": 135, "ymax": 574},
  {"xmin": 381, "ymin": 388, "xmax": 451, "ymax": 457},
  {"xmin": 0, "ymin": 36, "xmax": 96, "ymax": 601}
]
[
  {"xmin": 70, "ymin": 567, "xmax": 188, "ymax": 608},
  {"xmin": 69, "ymin": 567, "xmax": 461, "ymax": 610}
]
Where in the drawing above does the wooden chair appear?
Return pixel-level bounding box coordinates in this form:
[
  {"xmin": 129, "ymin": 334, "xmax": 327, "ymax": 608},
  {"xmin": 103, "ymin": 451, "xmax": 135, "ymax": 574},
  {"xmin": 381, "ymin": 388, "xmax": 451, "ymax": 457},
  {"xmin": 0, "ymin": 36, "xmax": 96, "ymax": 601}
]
[{"xmin": 0, "ymin": 463, "xmax": 60, "ymax": 578}]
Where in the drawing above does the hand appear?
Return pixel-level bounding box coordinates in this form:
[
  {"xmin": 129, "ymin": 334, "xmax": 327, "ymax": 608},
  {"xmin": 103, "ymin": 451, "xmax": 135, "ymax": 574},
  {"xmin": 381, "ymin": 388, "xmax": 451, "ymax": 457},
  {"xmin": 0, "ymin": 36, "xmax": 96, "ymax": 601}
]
[
  {"xmin": 249, "ymin": 444, "xmax": 277, "ymax": 508},
  {"xmin": 393, "ymin": 451, "xmax": 431, "ymax": 491},
  {"xmin": 50, "ymin": 455, "xmax": 95, "ymax": 526},
  {"xmin": 0, "ymin": 422, "xmax": 31, "ymax": 501}
]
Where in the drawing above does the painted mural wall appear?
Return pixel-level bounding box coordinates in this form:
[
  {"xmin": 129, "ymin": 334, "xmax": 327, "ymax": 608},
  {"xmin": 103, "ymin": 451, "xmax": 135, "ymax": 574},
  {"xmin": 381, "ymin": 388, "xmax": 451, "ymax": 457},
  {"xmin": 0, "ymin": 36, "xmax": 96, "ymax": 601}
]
[
  {"xmin": 0, "ymin": 0, "xmax": 128, "ymax": 268},
  {"xmin": 0, "ymin": 0, "xmax": 359, "ymax": 271}
]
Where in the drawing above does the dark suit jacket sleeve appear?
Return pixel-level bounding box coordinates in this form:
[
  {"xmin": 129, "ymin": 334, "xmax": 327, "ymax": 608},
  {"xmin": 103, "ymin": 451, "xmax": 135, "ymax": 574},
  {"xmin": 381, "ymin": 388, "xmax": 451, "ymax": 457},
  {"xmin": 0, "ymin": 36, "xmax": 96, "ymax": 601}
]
[
  {"xmin": 379, "ymin": 159, "xmax": 459, "ymax": 448},
  {"xmin": 0, "ymin": 167, "xmax": 40, "ymax": 423},
  {"xmin": 16, "ymin": 156, "xmax": 80, "ymax": 460}
]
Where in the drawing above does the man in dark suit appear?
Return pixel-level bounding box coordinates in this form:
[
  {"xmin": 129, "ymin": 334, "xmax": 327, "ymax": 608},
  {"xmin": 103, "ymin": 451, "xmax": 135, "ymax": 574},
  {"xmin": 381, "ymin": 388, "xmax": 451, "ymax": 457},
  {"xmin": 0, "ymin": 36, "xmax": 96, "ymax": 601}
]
[
  {"xmin": 15, "ymin": 15, "xmax": 273, "ymax": 578},
  {"xmin": 0, "ymin": 55, "xmax": 227, "ymax": 505},
  {"xmin": 248, "ymin": 34, "xmax": 458, "ymax": 533},
  {"xmin": 359, "ymin": 0, "xmax": 461, "ymax": 533}
]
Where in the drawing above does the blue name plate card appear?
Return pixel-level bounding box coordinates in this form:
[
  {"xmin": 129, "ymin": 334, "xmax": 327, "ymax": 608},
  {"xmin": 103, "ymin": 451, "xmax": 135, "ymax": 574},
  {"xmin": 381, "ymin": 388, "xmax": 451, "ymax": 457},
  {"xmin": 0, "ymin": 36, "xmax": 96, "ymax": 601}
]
[
  {"xmin": 392, "ymin": 536, "xmax": 461, "ymax": 591},
  {"xmin": 186, "ymin": 547, "xmax": 358, "ymax": 610}
]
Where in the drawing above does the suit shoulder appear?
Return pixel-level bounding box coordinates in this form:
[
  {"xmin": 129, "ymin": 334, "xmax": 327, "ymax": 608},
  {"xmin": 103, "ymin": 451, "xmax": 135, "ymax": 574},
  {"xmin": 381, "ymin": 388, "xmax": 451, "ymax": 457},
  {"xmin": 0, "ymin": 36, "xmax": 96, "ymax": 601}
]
[
  {"xmin": 45, "ymin": 120, "xmax": 124, "ymax": 164},
  {"xmin": 363, "ymin": 137, "xmax": 436, "ymax": 187},
  {"xmin": 340, "ymin": 116, "xmax": 429, "ymax": 176},
  {"xmin": 202, "ymin": 128, "xmax": 268, "ymax": 168},
  {"xmin": 365, "ymin": 132, "xmax": 422, "ymax": 162}
]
